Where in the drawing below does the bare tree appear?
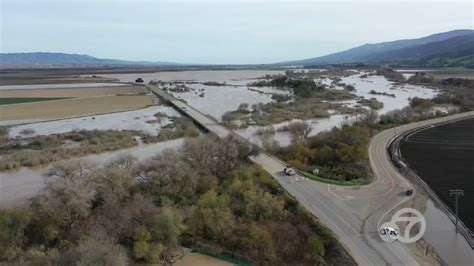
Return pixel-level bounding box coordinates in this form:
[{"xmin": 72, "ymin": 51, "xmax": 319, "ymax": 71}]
[
  {"xmin": 33, "ymin": 161, "xmax": 97, "ymax": 233},
  {"xmin": 107, "ymin": 154, "xmax": 137, "ymax": 172},
  {"xmin": 287, "ymin": 121, "xmax": 312, "ymax": 144}
]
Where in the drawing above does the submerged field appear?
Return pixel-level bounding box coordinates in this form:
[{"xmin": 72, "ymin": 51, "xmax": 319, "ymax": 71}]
[{"xmin": 400, "ymin": 118, "xmax": 474, "ymax": 232}]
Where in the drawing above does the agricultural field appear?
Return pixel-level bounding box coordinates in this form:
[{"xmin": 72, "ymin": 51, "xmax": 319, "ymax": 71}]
[
  {"xmin": 400, "ymin": 118, "xmax": 474, "ymax": 232},
  {"xmin": 0, "ymin": 85, "xmax": 145, "ymax": 98},
  {"xmin": 0, "ymin": 97, "xmax": 69, "ymax": 105},
  {"xmin": 0, "ymin": 95, "xmax": 153, "ymax": 120},
  {"xmin": 0, "ymin": 79, "xmax": 152, "ymax": 121}
]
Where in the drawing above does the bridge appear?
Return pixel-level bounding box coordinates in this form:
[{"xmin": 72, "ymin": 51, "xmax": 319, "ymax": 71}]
[{"xmin": 147, "ymin": 85, "xmax": 474, "ymax": 265}]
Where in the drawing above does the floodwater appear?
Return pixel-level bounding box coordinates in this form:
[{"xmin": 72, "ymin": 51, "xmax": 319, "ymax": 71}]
[
  {"xmin": 423, "ymin": 200, "xmax": 474, "ymax": 265},
  {"xmin": 339, "ymin": 74, "xmax": 437, "ymax": 114},
  {"xmin": 0, "ymin": 82, "xmax": 126, "ymax": 90},
  {"xmin": 0, "ymin": 138, "xmax": 185, "ymax": 208},
  {"xmin": 0, "ymin": 69, "xmax": 439, "ymax": 206},
  {"xmin": 7, "ymin": 106, "xmax": 180, "ymax": 138},
  {"xmin": 97, "ymin": 69, "xmax": 437, "ymax": 146},
  {"xmin": 170, "ymin": 84, "xmax": 288, "ymax": 120},
  {"xmin": 98, "ymin": 70, "xmax": 287, "ymax": 120},
  {"xmin": 238, "ymin": 71, "xmax": 437, "ymax": 146},
  {"xmin": 236, "ymin": 114, "xmax": 356, "ymax": 146},
  {"xmin": 97, "ymin": 70, "xmax": 285, "ymax": 85}
]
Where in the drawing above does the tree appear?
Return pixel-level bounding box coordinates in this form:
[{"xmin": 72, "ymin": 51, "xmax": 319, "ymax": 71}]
[
  {"xmin": 32, "ymin": 161, "xmax": 96, "ymax": 235},
  {"xmin": 288, "ymin": 121, "xmax": 312, "ymax": 144},
  {"xmin": 191, "ymin": 190, "xmax": 235, "ymax": 242},
  {"xmin": 238, "ymin": 103, "xmax": 250, "ymax": 112},
  {"xmin": 0, "ymin": 209, "xmax": 32, "ymax": 261},
  {"xmin": 132, "ymin": 226, "xmax": 163, "ymax": 262},
  {"xmin": 147, "ymin": 207, "xmax": 184, "ymax": 253},
  {"xmin": 59, "ymin": 237, "xmax": 129, "ymax": 266}
]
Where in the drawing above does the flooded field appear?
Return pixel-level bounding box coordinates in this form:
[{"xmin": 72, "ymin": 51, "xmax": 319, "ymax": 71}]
[
  {"xmin": 6, "ymin": 105, "xmax": 180, "ymax": 138},
  {"xmin": 97, "ymin": 69, "xmax": 285, "ymax": 85},
  {"xmin": 0, "ymin": 69, "xmax": 440, "ymax": 206},
  {"xmin": 170, "ymin": 83, "xmax": 289, "ymax": 120},
  {"xmin": 339, "ymin": 73, "xmax": 437, "ymax": 114},
  {"xmin": 97, "ymin": 69, "xmax": 437, "ymax": 146},
  {"xmin": 401, "ymin": 118, "xmax": 474, "ymax": 232},
  {"xmin": 0, "ymin": 138, "xmax": 185, "ymax": 208},
  {"xmin": 237, "ymin": 113, "xmax": 355, "ymax": 146}
]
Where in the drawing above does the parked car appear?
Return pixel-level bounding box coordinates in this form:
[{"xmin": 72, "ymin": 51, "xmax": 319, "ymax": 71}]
[{"xmin": 283, "ymin": 166, "xmax": 296, "ymax": 176}]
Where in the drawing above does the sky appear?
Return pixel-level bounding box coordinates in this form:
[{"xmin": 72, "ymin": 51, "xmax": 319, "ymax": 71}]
[{"xmin": 1, "ymin": 0, "xmax": 473, "ymax": 64}]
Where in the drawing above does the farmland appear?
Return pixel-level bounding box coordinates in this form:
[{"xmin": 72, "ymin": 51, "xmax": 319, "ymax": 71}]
[
  {"xmin": 0, "ymin": 85, "xmax": 145, "ymax": 98},
  {"xmin": 0, "ymin": 95, "xmax": 153, "ymax": 120},
  {"xmin": 0, "ymin": 97, "xmax": 69, "ymax": 105},
  {"xmin": 400, "ymin": 118, "xmax": 474, "ymax": 232}
]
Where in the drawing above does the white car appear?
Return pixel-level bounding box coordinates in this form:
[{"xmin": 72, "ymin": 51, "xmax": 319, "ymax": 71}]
[
  {"xmin": 283, "ymin": 166, "xmax": 296, "ymax": 176},
  {"xmin": 380, "ymin": 227, "xmax": 399, "ymax": 240}
]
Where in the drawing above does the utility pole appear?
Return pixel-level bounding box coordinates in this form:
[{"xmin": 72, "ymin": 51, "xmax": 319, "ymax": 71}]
[{"xmin": 449, "ymin": 189, "xmax": 464, "ymax": 233}]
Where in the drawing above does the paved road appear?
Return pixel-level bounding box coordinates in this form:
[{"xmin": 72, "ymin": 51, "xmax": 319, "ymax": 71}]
[{"xmin": 150, "ymin": 86, "xmax": 474, "ymax": 265}]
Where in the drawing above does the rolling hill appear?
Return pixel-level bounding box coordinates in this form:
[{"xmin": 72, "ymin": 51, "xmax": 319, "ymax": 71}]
[
  {"xmin": 283, "ymin": 29, "xmax": 474, "ymax": 68},
  {"xmin": 0, "ymin": 52, "xmax": 177, "ymax": 68}
]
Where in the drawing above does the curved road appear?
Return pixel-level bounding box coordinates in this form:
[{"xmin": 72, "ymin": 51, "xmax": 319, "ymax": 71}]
[{"xmin": 151, "ymin": 86, "xmax": 474, "ymax": 265}]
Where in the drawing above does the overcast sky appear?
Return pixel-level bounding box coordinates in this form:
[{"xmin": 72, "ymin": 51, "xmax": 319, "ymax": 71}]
[{"xmin": 1, "ymin": 0, "xmax": 472, "ymax": 64}]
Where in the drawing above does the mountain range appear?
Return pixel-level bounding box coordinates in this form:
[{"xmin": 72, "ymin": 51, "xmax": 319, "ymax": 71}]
[
  {"xmin": 1, "ymin": 29, "xmax": 473, "ymax": 68},
  {"xmin": 283, "ymin": 29, "xmax": 474, "ymax": 68},
  {"xmin": 0, "ymin": 52, "xmax": 177, "ymax": 68}
]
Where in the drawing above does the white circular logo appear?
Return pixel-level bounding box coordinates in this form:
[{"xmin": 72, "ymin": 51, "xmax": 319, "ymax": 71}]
[{"xmin": 379, "ymin": 208, "xmax": 426, "ymax": 243}]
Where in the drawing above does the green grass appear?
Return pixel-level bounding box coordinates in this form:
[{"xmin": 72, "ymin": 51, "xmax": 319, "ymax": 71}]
[
  {"xmin": 299, "ymin": 170, "xmax": 362, "ymax": 186},
  {"xmin": 0, "ymin": 97, "xmax": 70, "ymax": 105}
]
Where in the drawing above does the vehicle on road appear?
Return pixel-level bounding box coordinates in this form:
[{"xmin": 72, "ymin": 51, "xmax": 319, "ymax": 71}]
[
  {"xmin": 283, "ymin": 166, "xmax": 296, "ymax": 176},
  {"xmin": 380, "ymin": 226, "xmax": 399, "ymax": 240}
]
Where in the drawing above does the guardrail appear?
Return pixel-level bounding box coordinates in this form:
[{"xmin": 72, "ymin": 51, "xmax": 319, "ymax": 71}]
[{"xmin": 388, "ymin": 116, "xmax": 474, "ymax": 248}]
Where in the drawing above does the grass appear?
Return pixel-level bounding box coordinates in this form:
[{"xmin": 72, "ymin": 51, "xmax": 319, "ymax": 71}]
[
  {"xmin": 0, "ymin": 97, "xmax": 69, "ymax": 105},
  {"xmin": 299, "ymin": 170, "xmax": 362, "ymax": 186}
]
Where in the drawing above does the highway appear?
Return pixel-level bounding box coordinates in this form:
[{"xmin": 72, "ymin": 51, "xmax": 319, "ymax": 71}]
[{"xmin": 149, "ymin": 86, "xmax": 474, "ymax": 265}]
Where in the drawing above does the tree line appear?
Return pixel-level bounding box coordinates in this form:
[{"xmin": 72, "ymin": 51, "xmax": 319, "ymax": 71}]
[{"xmin": 0, "ymin": 135, "xmax": 354, "ymax": 265}]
